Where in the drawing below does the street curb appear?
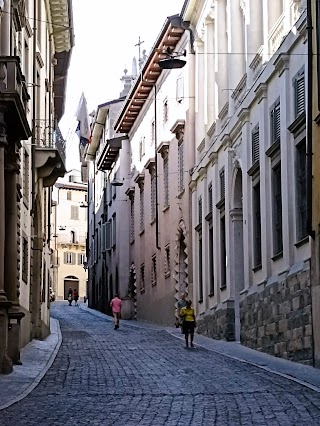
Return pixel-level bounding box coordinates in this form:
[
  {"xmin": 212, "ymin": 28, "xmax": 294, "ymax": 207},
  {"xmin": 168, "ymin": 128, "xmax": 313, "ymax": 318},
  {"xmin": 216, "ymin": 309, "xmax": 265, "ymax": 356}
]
[
  {"xmin": 0, "ymin": 318, "xmax": 62, "ymax": 411},
  {"xmin": 165, "ymin": 330, "xmax": 320, "ymax": 394},
  {"xmin": 81, "ymin": 304, "xmax": 320, "ymax": 394}
]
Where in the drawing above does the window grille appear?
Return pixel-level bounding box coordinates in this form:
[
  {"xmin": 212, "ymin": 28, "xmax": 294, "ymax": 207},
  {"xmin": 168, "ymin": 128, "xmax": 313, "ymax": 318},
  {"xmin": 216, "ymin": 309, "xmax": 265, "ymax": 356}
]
[
  {"xmin": 151, "ymin": 254, "xmax": 157, "ymax": 286},
  {"xmin": 253, "ymin": 183, "xmax": 262, "ymax": 266},
  {"xmin": 151, "ymin": 170, "xmax": 156, "ymax": 221},
  {"xmin": 198, "ymin": 196, "xmax": 202, "ymax": 225},
  {"xmin": 178, "ymin": 141, "xmax": 184, "ymax": 192},
  {"xmin": 163, "ymin": 156, "xmax": 169, "ymax": 208},
  {"xmin": 140, "ymin": 188, "xmax": 145, "ymax": 232},
  {"xmin": 272, "ymin": 163, "xmax": 283, "ymax": 254},
  {"xmin": 140, "ymin": 264, "xmax": 145, "ymax": 292},
  {"xmin": 164, "ymin": 244, "xmax": 171, "ymax": 275},
  {"xmin": 130, "ymin": 197, "xmax": 135, "ymax": 242},
  {"xmin": 220, "ymin": 169, "xmax": 225, "ymax": 200},
  {"xmin": 296, "ymin": 140, "xmax": 308, "ymax": 239}
]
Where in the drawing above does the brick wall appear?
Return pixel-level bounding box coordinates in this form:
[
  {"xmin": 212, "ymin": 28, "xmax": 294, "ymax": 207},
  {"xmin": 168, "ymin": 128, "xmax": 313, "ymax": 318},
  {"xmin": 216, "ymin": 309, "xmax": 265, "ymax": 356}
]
[
  {"xmin": 197, "ymin": 299, "xmax": 235, "ymax": 341},
  {"xmin": 240, "ymin": 260, "xmax": 313, "ymax": 365}
]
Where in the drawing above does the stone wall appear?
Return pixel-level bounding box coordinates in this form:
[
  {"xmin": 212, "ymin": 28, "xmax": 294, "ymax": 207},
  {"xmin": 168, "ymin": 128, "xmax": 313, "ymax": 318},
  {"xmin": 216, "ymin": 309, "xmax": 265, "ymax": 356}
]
[
  {"xmin": 240, "ymin": 260, "xmax": 313, "ymax": 365},
  {"xmin": 197, "ymin": 299, "xmax": 235, "ymax": 341}
]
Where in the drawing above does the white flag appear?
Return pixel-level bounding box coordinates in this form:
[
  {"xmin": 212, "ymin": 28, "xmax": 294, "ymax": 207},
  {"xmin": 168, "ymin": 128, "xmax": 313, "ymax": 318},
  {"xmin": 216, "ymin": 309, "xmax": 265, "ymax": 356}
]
[{"xmin": 76, "ymin": 93, "xmax": 91, "ymax": 141}]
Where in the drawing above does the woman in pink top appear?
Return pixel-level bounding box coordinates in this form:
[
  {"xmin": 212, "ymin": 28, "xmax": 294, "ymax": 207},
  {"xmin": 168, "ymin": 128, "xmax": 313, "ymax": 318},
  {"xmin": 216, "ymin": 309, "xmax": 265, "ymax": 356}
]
[{"xmin": 110, "ymin": 294, "xmax": 122, "ymax": 330}]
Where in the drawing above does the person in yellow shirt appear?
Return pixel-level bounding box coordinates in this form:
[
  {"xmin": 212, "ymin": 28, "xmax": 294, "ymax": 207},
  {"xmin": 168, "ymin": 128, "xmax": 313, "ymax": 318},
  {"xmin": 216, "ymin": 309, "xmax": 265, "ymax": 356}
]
[{"xmin": 179, "ymin": 300, "xmax": 196, "ymax": 348}]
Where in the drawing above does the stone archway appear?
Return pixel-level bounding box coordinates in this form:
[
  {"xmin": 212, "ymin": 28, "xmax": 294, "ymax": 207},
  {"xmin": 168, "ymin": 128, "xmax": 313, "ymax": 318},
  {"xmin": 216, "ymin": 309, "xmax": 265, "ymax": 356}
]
[
  {"xmin": 230, "ymin": 168, "xmax": 244, "ymax": 341},
  {"xmin": 173, "ymin": 219, "xmax": 189, "ymax": 304}
]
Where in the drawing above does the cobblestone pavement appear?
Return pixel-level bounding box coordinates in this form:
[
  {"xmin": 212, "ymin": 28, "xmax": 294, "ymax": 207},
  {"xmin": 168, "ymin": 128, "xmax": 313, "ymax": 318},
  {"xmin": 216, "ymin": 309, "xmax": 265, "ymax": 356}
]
[{"xmin": 1, "ymin": 304, "xmax": 320, "ymax": 426}]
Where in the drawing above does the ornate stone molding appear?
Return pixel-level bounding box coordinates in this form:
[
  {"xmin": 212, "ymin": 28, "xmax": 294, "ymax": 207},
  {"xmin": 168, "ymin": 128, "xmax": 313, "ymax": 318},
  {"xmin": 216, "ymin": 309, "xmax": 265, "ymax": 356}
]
[
  {"xmin": 273, "ymin": 53, "xmax": 290, "ymax": 77},
  {"xmin": 170, "ymin": 119, "xmax": 185, "ymax": 141},
  {"xmin": 254, "ymin": 83, "xmax": 268, "ymax": 104}
]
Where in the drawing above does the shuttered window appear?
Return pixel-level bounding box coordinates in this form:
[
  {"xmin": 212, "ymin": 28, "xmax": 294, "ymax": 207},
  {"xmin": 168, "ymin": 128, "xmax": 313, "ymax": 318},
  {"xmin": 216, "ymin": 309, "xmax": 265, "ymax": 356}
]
[
  {"xmin": 198, "ymin": 196, "xmax": 202, "ymax": 225},
  {"xmin": 270, "ymin": 101, "xmax": 280, "ymax": 143},
  {"xmin": 71, "ymin": 205, "xmax": 79, "ymax": 220},
  {"xmin": 220, "ymin": 169, "xmax": 225, "ymax": 200},
  {"xmin": 252, "ymin": 127, "xmax": 260, "ymax": 164},
  {"xmin": 163, "ymin": 156, "xmax": 169, "ymax": 208},
  {"xmin": 294, "ymin": 70, "xmax": 305, "ymax": 118},
  {"xmin": 208, "ymin": 183, "xmax": 213, "ymax": 212},
  {"xmin": 178, "ymin": 140, "xmax": 184, "ymax": 192},
  {"xmin": 64, "ymin": 252, "xmax": 75, "ymax": 264}
]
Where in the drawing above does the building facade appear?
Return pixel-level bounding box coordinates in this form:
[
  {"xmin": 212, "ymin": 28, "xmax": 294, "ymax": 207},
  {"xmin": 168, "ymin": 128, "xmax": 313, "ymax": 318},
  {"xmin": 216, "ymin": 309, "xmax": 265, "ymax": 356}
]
[
  {"xmin": 0, "ymin": 0, "xmax": 73, "ymax": 373},
  {"xmin": 84, "ymin": 66, "xmax": 136, "ymax": 316},
  {"xmin": 52, "ymin": 171, "xmax": 87, "ymax": 302},
  {"xmin": 114, "ymin": 16, "xmax": 194, "ymax": 325},
  {"xmin": 183, "ymin": 0, "xmax": 312, "ymax": 363}
]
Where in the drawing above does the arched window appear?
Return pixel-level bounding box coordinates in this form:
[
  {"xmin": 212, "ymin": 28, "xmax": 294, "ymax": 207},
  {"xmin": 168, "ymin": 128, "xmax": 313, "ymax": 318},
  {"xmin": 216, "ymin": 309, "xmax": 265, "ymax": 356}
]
[{"xmin": 70, "ymin": 230, "xmax": 76, "ymax": 244}]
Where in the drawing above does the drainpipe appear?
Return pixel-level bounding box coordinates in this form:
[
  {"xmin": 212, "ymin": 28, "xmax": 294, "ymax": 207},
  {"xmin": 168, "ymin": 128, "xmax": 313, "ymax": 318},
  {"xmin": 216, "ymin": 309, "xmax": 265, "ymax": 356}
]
[
  {"xmin": 306, "ymin": 0, "xmax": 314, "ymax": 239},
  {"xmin": 154, "ymin": 85, "xmax": 160, "ymax": 250},
  {"xmin": 31, "ymin": 0, "xmax": 37, "ymax": 216}
]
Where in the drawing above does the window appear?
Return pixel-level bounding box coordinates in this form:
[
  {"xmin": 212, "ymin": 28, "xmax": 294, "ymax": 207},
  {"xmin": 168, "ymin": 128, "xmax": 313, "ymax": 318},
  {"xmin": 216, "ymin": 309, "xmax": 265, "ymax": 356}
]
[
  {"xmin": 198, "ymin": 231, "xmax": 203, "ymax": 301},
  {"xmin": 220, "ymin": 216, "xmax": 226, "ymax": 288},
  {"xmin": 178, "ymin": 140, "xmax": 184, "ymax": 192},
  {"xmin": 270, "ymin": 100, "xmax": 280, "ymax": 144},
  {"xmin": 140, "ymin": 264, "xmax": 145, "ymax": 292},
  {"xmin": 130, "ymin": 196, "xmax": 135, "ymax": 243},
  {"xmin": 151, "ymin": 120, "xmax": 155, "ymax": 146},
  {"xmin": 198, "ymin": 196, "xmax": 202, "ymax": 225},
  {"xmin": 78, "ymin": 253, "xmax": 86, "ymax": 265},
  {"xmin": 209, "ymin": 225, "xmax": 214, "ymax": 295},
  {"xmin": 67, "ymin": 191, "xmax": 72, "ymax": 201},
  {"xmin": 163, "ymin": 99, "xmax": 168, "ymax": 124},
  {"xmin": 151, "ymin": 254, "xmax": 157, "ymax": 286},
  {"xmin": 71, "ymin": 205, "xmax": 79, "ymax": 220},
  {"xmin": 220, "ymin": 168, "xmax": 225, "ymax": 200},
  {"xmin": 164, "ymin": 244, "xmax": 171, "ymax": 276},
  {"xmin": 151, "ymin": 170, "xmax": 156, "ymax": 221},
  {"xmin": 296, "ymin": 140, "xmax": 308, "ymax": 240},
  {"xmin": 293, "ymin": 69, "xmax": 305, "ymax": 118},
  {"xmin": 112, "ymin": 214, "xmax": 116, "ymax": 248},
  {"xmin": 70, "ymin": 230, "xmax": 76, "ymax": 244},
  {"xmin": 163, "ymin": 156, "xmax": 169, "ymax": 208},
  {"xmin": 208, "ymin": 183, "xmax": 213, "ymax": 213},
  {"xmin": 253, "ymin": 182, "xmax": 262, "ymax": 267},
  {"xmin": 272, "ymin": 163, "xmax": 283, "ymax": 255},
  {"xmin": 64, "ymin": 252, "xmax": 75, "ymax": 265},
  {"xmin": 176, "ymin": 75, "xmax": 183, "ymax": 103},
  {"xmin": 22, "ymin": 237, "xmax": 28, "ymax": 283},
  {"xmin": 139, "ymin": 136, "xmax": 145, "ymax": 161},
  {"xmin": 140, "ymin": 187, "xmax": 145, "ymax": 232},
  {"xmin": 23, "ymin": 149, "xmax": 29, "ymax": 206},
  {"xmin": 252, "ymin": 126, "xmax": 260, "ymax": 164}
]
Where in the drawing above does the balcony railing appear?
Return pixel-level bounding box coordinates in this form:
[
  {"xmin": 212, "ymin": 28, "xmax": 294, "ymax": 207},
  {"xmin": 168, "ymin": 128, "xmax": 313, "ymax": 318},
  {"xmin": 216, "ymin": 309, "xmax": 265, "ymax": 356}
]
[{"xmin": 34, "ymin": 120, "xmax": 66, "ymax": 165}]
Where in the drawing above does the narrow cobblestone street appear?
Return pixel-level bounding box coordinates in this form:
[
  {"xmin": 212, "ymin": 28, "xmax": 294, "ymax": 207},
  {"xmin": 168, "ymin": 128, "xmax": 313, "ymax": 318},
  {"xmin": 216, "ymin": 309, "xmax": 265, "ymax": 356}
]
[{"xmin": 1, "ymin": 303, "xmax": 320, "ymax": 425}]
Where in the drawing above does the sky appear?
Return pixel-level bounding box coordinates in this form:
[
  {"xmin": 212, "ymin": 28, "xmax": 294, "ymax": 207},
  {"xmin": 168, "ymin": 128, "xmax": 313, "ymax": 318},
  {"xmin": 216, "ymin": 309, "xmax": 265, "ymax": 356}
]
[{"xmin": 60, "ymin": 0, "xmax": 185, "ymax": 170}]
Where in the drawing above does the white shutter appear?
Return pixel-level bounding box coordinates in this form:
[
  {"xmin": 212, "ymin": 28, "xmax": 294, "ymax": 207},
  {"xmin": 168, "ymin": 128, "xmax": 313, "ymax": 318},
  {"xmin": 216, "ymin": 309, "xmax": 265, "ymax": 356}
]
[
  {"xmin": 252, "ymin": 129, "xmax": 260, "ymax": 164},
  {"xmin": 176, "ymin": 75, "xmax": 183, "ymax": 103},
  {"xmin": 296, "ymin": 75, "xmax": 305, "ymax": 117}
]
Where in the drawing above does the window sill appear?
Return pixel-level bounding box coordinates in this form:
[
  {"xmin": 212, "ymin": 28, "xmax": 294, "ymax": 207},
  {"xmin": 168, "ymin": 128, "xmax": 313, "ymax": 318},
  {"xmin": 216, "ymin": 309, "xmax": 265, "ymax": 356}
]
[
  {"xmin": 208, "ymin": 292, "xmax": 214, "ymax": 298},
  {"xmin": 198, "ymin": 298, "xmax": 203, "ymax": 303},
  {"xmin": 177, "ymin": 188, "xmax": 185, "ymax": 199},
  {"xmin": 140, "ymin": 288, "xmax": 145, "ymax": 294},
  {"xmin": 271, "ymin": 251, "xmax": 283, "ymax": 262},
  {"xmin": 295, "ymin": 235, "xmax": 309, "ymax": 248},
  {"xmin": 150, "ymin": 218, "xmax": 156, "ymax": 226},
  {"xmin": 252, "ymin": 263, "xmax": 262, "ymax": 272},
  {"xmin": 152, "ymin": 281, "xmax": 157, "ymax": 287},
  {"xmin": 139, "ymin": 229, "xmax": 145, "ymax": 236},
  {"xmin": 165, "ymin": 271, "xmax": 171, "ymax": 279},
  {"xmin": 162, "ymin": 205, "xmax": 170, "ymax": 213},
  {"xmin": 220, "ymin": 285, "xmax": 227, "ymax": 291},
  {"xmin": 130, "ymin": 239, "xmax": 135, "ymax": 245},
  {"xmin": 216, "ymin": 198, "xmax": 225, "ymax": 210},
  {"xmin": 247, "ymin": 161, "xmax": 260, "ymax": 177}
]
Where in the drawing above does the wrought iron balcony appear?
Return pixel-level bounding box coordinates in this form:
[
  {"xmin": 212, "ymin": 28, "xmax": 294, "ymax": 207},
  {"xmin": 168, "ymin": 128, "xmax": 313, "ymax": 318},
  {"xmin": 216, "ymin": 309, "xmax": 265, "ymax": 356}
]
[
  {"xmin": 35, "ymin": 120, "xmax": 66, "ymax": 187},
  {"xmin": 0, "ymin": 56, "xmax": 31, "ymax": 141}
]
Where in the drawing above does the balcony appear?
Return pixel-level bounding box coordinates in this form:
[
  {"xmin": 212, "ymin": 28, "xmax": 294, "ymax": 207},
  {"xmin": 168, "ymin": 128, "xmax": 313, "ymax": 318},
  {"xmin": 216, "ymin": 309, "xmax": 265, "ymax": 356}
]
[
  {"xmin": 0, "ymin": 56, "xmax": 31, "ymax": 141},
  {"xmin": 97, "ymin": 136, "xmax": 127, "ymax": 171},
  {"xmin": 35, "ymin": 122, "xmax": 66, "ymax": 187}
]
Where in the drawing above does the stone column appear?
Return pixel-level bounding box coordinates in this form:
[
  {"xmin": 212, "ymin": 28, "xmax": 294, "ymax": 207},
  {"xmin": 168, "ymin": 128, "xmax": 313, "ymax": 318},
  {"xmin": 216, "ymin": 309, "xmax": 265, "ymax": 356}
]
[
  {"xmin": 248, "ymin": 0, "xmax": 263, "ymax": 64},
  {"xmin": 0, "ymin": 109, "xmax": 12, "ymax": 374},
  {"xmin": 5, "ymin": 143, "xmax": 25, "ymax": 365},
  {"xmin": 268, "ymin": 0, "xmax": 283, "ymax": 32}
]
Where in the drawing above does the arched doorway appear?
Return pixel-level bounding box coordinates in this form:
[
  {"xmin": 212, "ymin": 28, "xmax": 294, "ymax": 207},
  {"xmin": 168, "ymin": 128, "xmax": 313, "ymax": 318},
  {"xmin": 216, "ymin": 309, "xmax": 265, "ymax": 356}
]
[
  {"xmin": 230, "ymin": 168, "xmax": 244, "ymax": 341},
  {"xmin": 64, "ymin": 276, "xmax": 79, "ymax": 300}
]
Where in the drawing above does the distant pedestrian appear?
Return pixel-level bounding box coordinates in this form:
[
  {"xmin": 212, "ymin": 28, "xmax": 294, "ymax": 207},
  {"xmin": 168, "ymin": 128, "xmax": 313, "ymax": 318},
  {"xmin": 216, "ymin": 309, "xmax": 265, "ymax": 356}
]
[
  {"xmin": 67, "ymin": 287, "xmax": 73, "ymax": 306},
  {"xmin": 179, "ymin": 300, "xmax": 196, "ymax": 349},
  {"xmin": 175, "ymin": 292, "xmax": 187, "ymax": 332},
  {"xmin": 110, "ymin": 294, "xmax": 122, "ymax": 330},
  {"xmin": 73, "ymin": 288, "xmax": 79, "ymax": 306},
  {"xmin": 83, "ymin": 295, "xmax": 87, "ymax": 304}
]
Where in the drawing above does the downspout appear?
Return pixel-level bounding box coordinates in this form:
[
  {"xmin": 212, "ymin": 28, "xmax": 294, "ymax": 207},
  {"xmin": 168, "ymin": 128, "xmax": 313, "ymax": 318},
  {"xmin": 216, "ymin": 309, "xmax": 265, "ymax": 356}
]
[
  {"xmin": 307, "ymin": 0, "xmax": 314, "ymax": 239},
  {"xmin": 154, "ymin": 86, "xmax": 160, "ymax": 250},
  {"xmin": 31, "ymin": 0, "xmax": 37, "ymax": 216}
]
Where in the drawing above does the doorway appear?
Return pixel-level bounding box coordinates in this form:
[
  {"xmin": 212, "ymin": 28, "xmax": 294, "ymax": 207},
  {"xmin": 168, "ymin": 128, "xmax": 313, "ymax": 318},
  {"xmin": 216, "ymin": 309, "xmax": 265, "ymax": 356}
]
[{"xmin": 64, "ymin": 276, "xmax": 79, "ymax": 300}]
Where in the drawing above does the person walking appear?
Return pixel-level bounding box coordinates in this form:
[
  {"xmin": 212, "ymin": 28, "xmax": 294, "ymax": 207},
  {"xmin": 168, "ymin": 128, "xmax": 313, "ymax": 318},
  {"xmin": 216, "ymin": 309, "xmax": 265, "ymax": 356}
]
[
  {"xmin": 179, "ymin": 300, "xmax": 196, "ymax": 349},
  {"xmin": 175, "ymin": 292, "xmax": 187, "ymax": 331},
  {"xmin": 73, "ymin": 288, "xmax": 79, "ymax": 306},
  {"xmin": 67, "ymin": 287, "xmax": 73, "ymax": 306},
  {"xmin": 110, "ymin": 294, "xmax": 122, "ymax": 330}
]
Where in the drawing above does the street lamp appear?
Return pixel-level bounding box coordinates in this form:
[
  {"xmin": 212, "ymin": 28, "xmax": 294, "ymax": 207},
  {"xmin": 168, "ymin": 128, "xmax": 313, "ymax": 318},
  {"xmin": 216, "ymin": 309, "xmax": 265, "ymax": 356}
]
[
  {"xmin": 158, "ymin": 47, "xmax": 187, "ymax": 70},
  {"xmin": 83, "ymin": 261, "xmax": 88, "ymax": 271}
]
